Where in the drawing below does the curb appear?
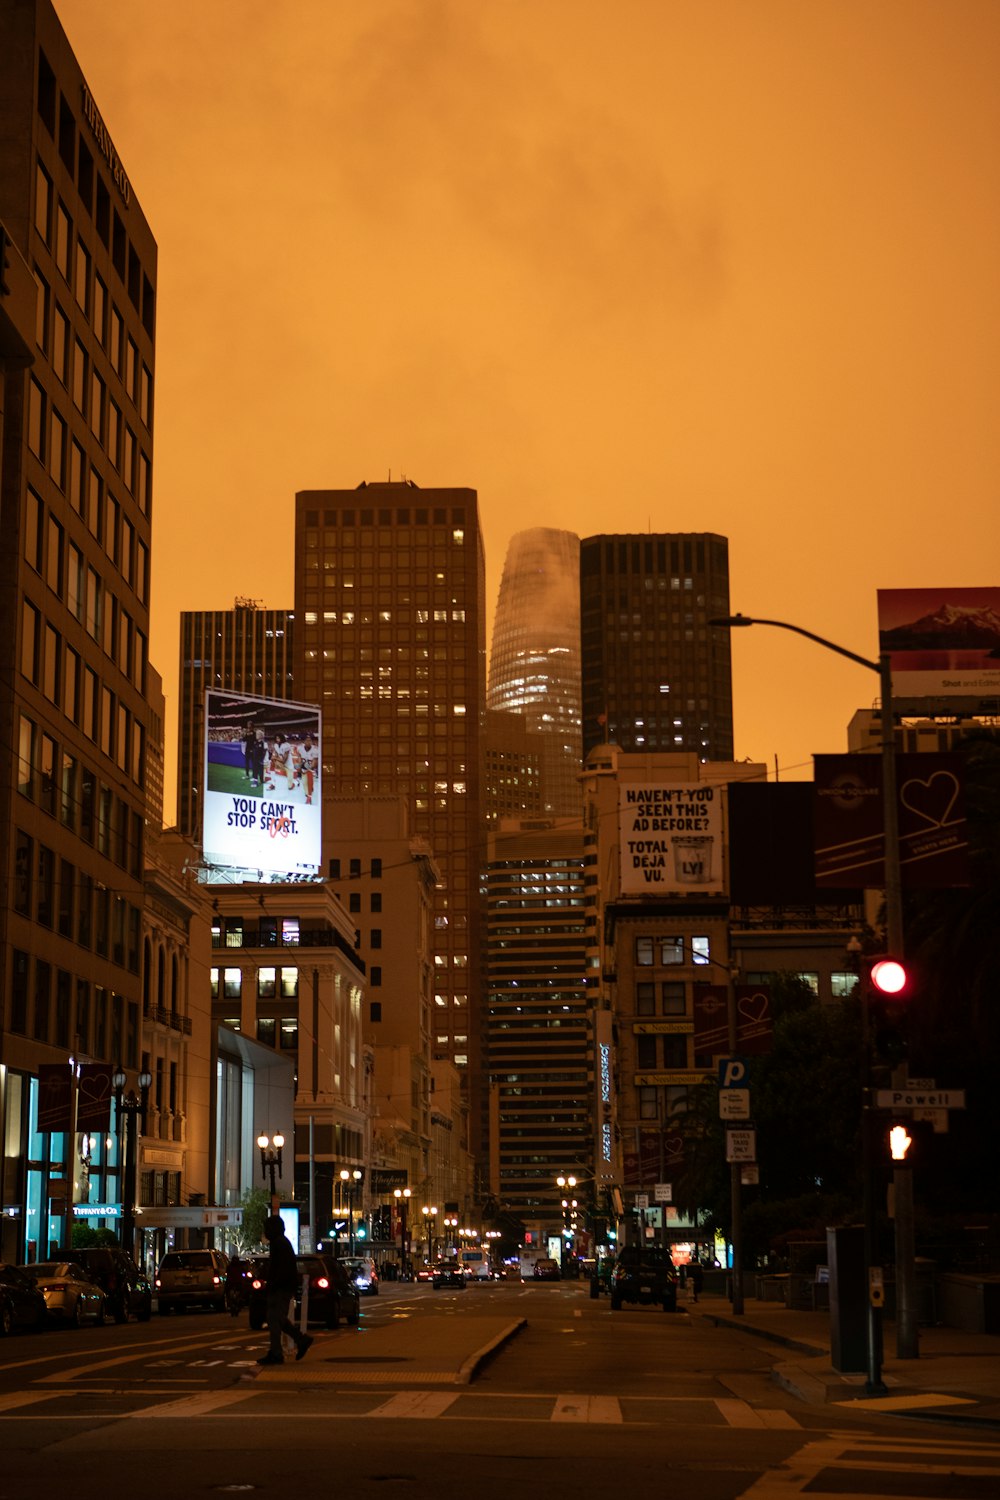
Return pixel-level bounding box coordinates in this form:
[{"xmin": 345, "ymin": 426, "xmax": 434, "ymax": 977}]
[
  {"xmin": 456, "ymin": 1318, "xmax": 527, "ymax": 1385},
  {"xmin": 697, "ymin": 1308, "xmax": 827, "ymax": 1359}
]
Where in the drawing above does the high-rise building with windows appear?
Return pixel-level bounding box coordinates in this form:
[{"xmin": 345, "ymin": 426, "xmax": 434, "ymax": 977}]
[
  {"xmin": 485, "ymin": 818, "xmax": 595, "ymax": 1220},
  {"xmin": 487, "ymin": 528, "xmax": 583, "ymax": 818},
  {"xmin": 0, "ymin": 0, "xmax": 157, "ymax": 1261},
  {"xmin": 579, "ymin": 533, "xmax": 733, "ymax": 762},
  {"xmin": 176, "ymin": 600, "xmax": 294, "ymax": 841},
  {"xmin": 293, "ymin": 480, "xmax": 487, "ymax": 1154}
]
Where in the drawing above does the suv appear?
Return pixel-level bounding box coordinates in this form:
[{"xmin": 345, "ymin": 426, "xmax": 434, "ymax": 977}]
[
  {"xmin": 339, "ymin": 1256, "xmax": 379, "ymax": 1296},
  {"xmin": 72, "ymin": 1247, "xmax": 153, "ymax": 1323},
  {"xmin": 155, "ymin": 1249, "xmax": 229, "ymax": 1314},
  {"xmin": 247, "ymin": 1254, "xmax": 360, "ymax": 1330},
  {"xmin": 609, "ymin": 1246, "xmax": 678, "ymax": 1312}
]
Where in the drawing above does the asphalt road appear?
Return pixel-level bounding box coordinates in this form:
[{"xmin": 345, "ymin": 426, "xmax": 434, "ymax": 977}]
[{"xmin": 1, "ymin": 1279, "xmax": 998, "ymax": 1500}]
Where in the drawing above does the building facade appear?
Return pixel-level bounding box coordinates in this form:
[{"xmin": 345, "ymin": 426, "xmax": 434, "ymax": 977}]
[
  {"xmin": 487, "ymin": 527, "xmax": 583, "ymax": 817},
  {"xmin": 485, "ymin": 818, "xmax": 595, "ymax": 1223},
  {"xmin": 176, "ymin": 601, "xmax": 294, "ymax": 841},
  {"xmin": 579, "ymin": 534, "xmax": 733, "ymax": 763},
  {"xmin": 0, "ymin": 0, "xmax": 157, "ymax": 1260},
  {"xmin": 293, "ymin": 480, "xmax": 488, "ymax": 1158}
]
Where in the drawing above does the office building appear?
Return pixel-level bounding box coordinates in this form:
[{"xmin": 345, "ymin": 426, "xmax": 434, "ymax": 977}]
[
  {"xmin": 483, "ymin": 708, "xmax": 545, "ymax": 826},
  {"xmin": 579, "ymin": 533, "xmax": 733, "ymax": 762},
  {"xmin": 487, "ymin": 527, "xmax": 583, "ymax": 817},
  {"xmin": 176, "ymin": 600, "xmax": 294, "ymax": 841},
  {"xmin": 293, "ymin": 480, "xmax": 488, "ymax": 1155},
  {"xmin": 485, "ymin": 818, "xmax": 595, "ymax": 1220},
  {"xmin": 0, "ymin": 0, "xmax": 157, "ymax": 1260}
]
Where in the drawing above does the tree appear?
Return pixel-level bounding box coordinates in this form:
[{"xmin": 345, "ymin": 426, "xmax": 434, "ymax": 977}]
[{"xmin": 232, "ymin": 1186, "xmax": 271, "ymax": 1254}]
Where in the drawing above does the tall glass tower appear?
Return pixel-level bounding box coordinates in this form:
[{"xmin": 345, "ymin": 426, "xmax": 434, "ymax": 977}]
[{"xmin": 487, "ymin": 528, "xmax": 583, "ymax": 817}]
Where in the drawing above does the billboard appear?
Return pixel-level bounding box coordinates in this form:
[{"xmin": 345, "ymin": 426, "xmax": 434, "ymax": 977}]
[
  {"xmin": 202, "ymin": 690, "xmax": 321, "ymax": 878},
  {"xmin": 619, "ymin": 782, "xmax": 724, "ymax": 895},
  {"xmin": 813, "ymin": 752, "xmax": 968, "ymax": 889},
  {"xmin": 878, "ymin": 587, "xmax": 1000, "ymax": 700}
]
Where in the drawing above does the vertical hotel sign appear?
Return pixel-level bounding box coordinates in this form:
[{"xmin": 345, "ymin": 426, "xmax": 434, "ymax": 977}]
[
  {"xmin": 619, "ymin": 783, "xmax": 724, "ymax": 895},
  {"xmin": 594, "ymin": 1009, "xmax": 616, "ymax": 1180}
]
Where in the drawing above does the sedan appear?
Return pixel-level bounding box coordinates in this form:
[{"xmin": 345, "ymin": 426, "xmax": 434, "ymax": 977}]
[
  {"xmin": 18, "ymin": 1262, "xmax": 107, "ymax": 1326},
  {"xmin": 247, "ymin": 1255, "xmax": 360, "ymax": 1330},
  {"xmin": 431, "ymin": 1260, "xmax": 466, "ymax": 1290},
  {"xmin": 0, "ymin": 1263, "xmax": 47, "ymax": 1335}
]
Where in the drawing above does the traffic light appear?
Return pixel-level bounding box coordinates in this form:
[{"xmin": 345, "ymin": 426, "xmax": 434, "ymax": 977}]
[
  {"xmin": 869, "ymin": 958, "xmax": 908, "ymax": 997},
  {"xmin": 888, "ymin": 1123, "xmax": 913, "ymax": 1162}
]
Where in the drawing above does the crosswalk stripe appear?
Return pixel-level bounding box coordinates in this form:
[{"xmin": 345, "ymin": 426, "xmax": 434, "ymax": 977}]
[
  {"xmin": 0, "ymin": 1392, "xmax": 61, "ymax": 1414},
  {"xmin": 367, "ymin": 1391, "xmax": 460, "ymax": 1419},
  {"xmin": 125, "ymin": 1390, "xmax": 258, "ymax": 1419},
  {"xmin": 552, "ymin": 1395, "xmax": 623, "ymax": 1424}
]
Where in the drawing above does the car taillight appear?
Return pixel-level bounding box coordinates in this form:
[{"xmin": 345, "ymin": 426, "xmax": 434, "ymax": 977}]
[
  {"xmin": 48, "ymin": 1282, "xmax": 67, "ymax": 1292},
  {"xmin": 155, "ymin": 1278, "xmax": 162, "ymax": 1288},
  {"xmin": 316, "ymin": 1277, "xmax": 329, "ymax": 1290},
  {"xmin": 251, "ymin": 1278, "xmax": 263, "ymax": 1291},
  {"xmin": 212, "ymin": 1275, "xmax": 221, "ymax": 1285}
]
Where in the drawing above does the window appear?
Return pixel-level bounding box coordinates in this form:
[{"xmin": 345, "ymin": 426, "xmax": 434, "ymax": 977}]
[
  {"xmin": 223, "ymin": 968, "xmax": 242, "ymax": 1000},
  {"xmin": 661, "ymin": 981, "xmax": 686, "ymax": 1016},
  {"xmin": 660, "ymin": 937, "xmax": 685, "ymax": 965},
  {"xmin": 281, "ymin": 918, "xmax": 300, "ymax": 946},
  {"xmin": 21, "ymin": 600, "xmax": 40, "ymax": 683},
  {"xmin": 279, "ymin": 1016, "xmax": 298, "ymax": 1050},
  {"xmin": 14, "ymin": 831, "xmax": 32, "ymax": 915},
  {"xmin": 279, "ymin": 968, "xmax": 298, "ymax": 999},
  {"xmin": 691, "ymin": 936, "xmax": 711, "ymax": 966},
  {"xmin": 636, "ymin": 1035, "xmax": 658, "ymax": 1069},
  {"xmin": 636, "ymin": 982, "xmax": 656, "ymax": 1016},
  {"xmin": 28, "ymin": 378, "xmax": 45, "ymax": 459},
  {"xmin": 795, "ymin": 972, "xmax": 820, "ymax": 996},
  {"xmin": 35, "ymin": 162, "xmax": 51, "ymax": 242},
  {"xmin": 55, "ymin": 201, "xmax": 71, "ymax": 279},
  {"xmin": 636, "ymin": 937, "xmax": 654, "ymax": 967},
  {"xmin": 257, "ymin": 968, "xmax": 276, "ymax": 999},
  {"xmin": 830, "ymin": 972, "xmax": 857, "ymax": 999}
]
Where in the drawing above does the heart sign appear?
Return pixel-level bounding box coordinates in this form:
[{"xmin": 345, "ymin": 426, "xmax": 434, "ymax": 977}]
[{"xmin": 900, "ymin": 771, "xmax": 960, "ymax": 830}]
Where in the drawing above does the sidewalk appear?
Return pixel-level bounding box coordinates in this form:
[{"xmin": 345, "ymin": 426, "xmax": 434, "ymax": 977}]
[
  {"xmin": 690, "ymin": 1291, "xmax": 1000, "ymax": 1427},
  {"xmin": 252, "ymin": 1314, "xmax": 526, "ymax": 1387}
]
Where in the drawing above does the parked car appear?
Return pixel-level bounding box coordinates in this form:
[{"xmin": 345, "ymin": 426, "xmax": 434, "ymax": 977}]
[
  {"xmin": 72, "ymin": 1247, "xmax": 153, "ymax": 1323},
  {"xmin": 609, "ymin": 1246, "xmax": 678, "ymax": 1312},
  {"xmin": 340, "ymin": 1255, "xmax": 379, "ymax": 1295},
  {"xmin": 431, "ymin": 1260, "xmax": 466, "ymax": 1290},
  {"xmin": 532, "ymin": 1257, "xmax": 562, "ymax": 1281},
  {"xmin": 155, "ymin": 1248, "xmax": 229, "ymax": 1314},
  {"xmin": 18, "ymin": 1262, "xmax": 107, "ymax": 1326},
  {"xmin": 247, "ymin": 1254, "xmax": 360, "ymax": 1331},
  {"xmin": 0, "ymin": 1263, "xmax": 47, "ymax": 1334}
]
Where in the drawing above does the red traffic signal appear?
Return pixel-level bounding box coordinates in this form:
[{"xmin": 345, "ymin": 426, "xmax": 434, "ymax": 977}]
[{"xmin": 869, "ymin": 957, "xmax": 908, "ymax": 996}]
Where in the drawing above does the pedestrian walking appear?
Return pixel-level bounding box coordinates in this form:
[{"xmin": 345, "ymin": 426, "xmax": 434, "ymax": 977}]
[
  {"xmin": 257, "ymin": 1215, "xmax": 312, "ymax": 1365},
  {"xmin": 689, "ymin": 1262, "xmax": 704, "ymax": 1303}
]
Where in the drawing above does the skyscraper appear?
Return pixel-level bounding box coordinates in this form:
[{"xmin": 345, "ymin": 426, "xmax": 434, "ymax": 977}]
[
  {"xmin": 293, "ymin": 480, "xmax": 487, "ymax": 1152},
  {"xmin": 0, "ymin": 0, "xmax": 157, "ymax": 1259},
  {"xmin": 579, "ymin": 533, "xmax": 733, "ymax": 762},
  {"xmin": 487, "ymin": 528, "xmax": 583, "ymax": 817},
  {"xmin": 176, "ymin": 600, "xmax": 294, "ymax": 840},
  {"xmin": 486, "ymin": 818, "xmax": 594, "ymax": 1219}
]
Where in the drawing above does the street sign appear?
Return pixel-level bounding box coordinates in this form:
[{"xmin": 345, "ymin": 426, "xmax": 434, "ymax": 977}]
[
  {"xmin": 719, "ymin": 1089, "xmax": 750, "ymax": 1120},
  {"xmin": 726, "ymin": 1128, "xmax": 756, "ymax": 1163},
  {"xmin": 740, "ymin": 1165, "xmax": 759, "ymax": 1185},
  {"xmin": 719, "ymin": 1057, "xmax": 750, "ymax": 1089},
  {"xmin": 654, "ymin": 1183, "xmax": 672, "ymax": 1203},
  {"xmin": 635, "ymin": 1193, "xmax": 649, "ymax": 1209},
  {"xmin": 875, "ymin": 1088, "xmax": 966, "ymax": 1110}
]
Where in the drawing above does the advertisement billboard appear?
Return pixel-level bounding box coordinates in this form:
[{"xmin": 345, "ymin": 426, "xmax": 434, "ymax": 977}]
[
  {"xmin": 619, "ymin": 782, "xmax": 724, "ymax": 895},
  {"xmin": 878, "ymin": 587, "xmax": 1000, "ymax": 701},
  {"xmin": 202, "ymin": 690, "xmax": 321, "ymax": 878}
]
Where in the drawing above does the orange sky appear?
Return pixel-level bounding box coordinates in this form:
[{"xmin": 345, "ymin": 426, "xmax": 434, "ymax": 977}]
[{"xmin": 55, "ymin": 0, "xmax": 1000, "ymax": 817}]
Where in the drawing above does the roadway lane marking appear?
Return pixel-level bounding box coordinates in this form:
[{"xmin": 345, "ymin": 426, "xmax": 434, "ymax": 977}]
[
  {"xmin": 366, "ymin": 1391, "xmax": 460, "ymax": 1419},
  {"xmin": 716, "ymin": 1398, "xmax": 799, "ymax": 1429},
  {"xmin": 552, "ymin": 1396, "xmax": 623, "ymax": 1424},
  {"xmin": 125, "ymin": 1390, "xmax": 259, "ymax": 1419},
  {"xmin": 0, "ymin": 1391, "xmax": 63, "ymax": 1413}
]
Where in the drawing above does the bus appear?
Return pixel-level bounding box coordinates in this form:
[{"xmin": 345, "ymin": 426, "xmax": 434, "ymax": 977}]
[{"xmin": 459, "ymin": 1249, "xmax": 492, "ymax": 1281}]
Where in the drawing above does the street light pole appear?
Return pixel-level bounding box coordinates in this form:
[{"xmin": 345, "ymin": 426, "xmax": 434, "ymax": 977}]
[
  {"xmin": 421, "ymin": 1204, "xmax": 438, "ymax": 1263},
  {"xmin": 394, "ymin": 1187, "xmax": 412, "ymax": 1276},
  {"xmin": 709, "ymin": 613, "xmax": 911, "ymax": 1375},
  {"xmin": 340, "ymin": 1168, "xmax": 362, "ymax": 1254},
  {"xmin": 113, "ymin": 1069, "xmax": 151, "ymax": 1258},
  {"xmin": 257, "ymin": 1133, "xmax": 284, "ymax": 1210}
]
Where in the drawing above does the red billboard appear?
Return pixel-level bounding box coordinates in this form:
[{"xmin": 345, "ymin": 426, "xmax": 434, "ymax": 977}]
[{"xmin": 878, "ymin": 587, "xmax": 1000, "ymax": 701}]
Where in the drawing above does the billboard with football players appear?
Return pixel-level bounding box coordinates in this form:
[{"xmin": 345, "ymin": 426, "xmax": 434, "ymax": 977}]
[{"xmin": 202, "ymin": 690, "xmax": 321, "ymax": 878}]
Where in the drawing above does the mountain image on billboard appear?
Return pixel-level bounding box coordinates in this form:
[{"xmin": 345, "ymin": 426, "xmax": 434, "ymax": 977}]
[{"xmin": 878, "ymin": 587, "xmax": 1000, "ymax": 699}]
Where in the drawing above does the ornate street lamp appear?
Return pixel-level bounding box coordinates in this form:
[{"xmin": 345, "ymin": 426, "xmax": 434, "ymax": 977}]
[
  {"xmin": 340, "ymin": 1168, "xmax": 362, "ymax": 1254},
  {"xmin": 421, "ymin": 1204, "xmax": 438, "ymax": 1262},
  {"xmin": 257, "ymin": 1132, "xmax": 285, "ymax": 1201},
  {"xmin": 393, "ymin": 1187, "xmax": 412, "ymax": 1275},
  {"xmin": 113, "ymin": 1068, "xmax": 152, "ymax": 1256}
]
